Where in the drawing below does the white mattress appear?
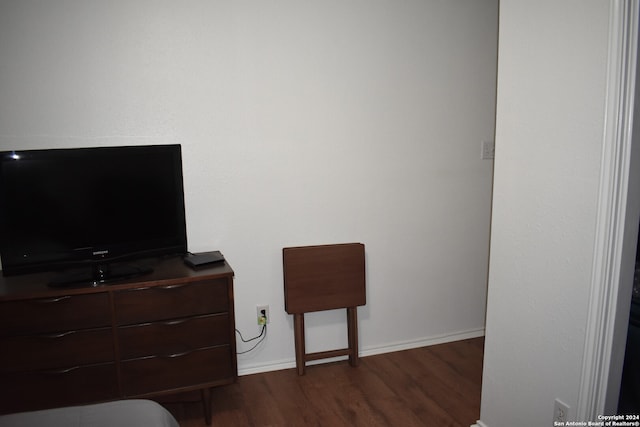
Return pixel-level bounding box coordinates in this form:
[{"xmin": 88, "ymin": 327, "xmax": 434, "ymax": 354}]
[{"xmin": 0, "ymin": 399, "xmax": 179, "ymax": 427}]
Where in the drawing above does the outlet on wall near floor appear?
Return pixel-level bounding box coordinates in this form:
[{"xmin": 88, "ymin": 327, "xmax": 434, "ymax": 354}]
[
  {"xmin": 257, "ymin": 305, "xmax": 269, "ymax": 325},
  {"xmin": 553, "ymin": 399, "xmax": 569, "ymax": 423}
]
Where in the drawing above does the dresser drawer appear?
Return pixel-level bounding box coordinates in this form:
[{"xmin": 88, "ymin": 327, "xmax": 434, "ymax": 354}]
[
  {"xmin": 121, "ymin": 346, "xmax": 234, "ymax": 396},
  {"xmin": 0, "ymin": 363, "xmax": 118, "ymax": 414},
  {"xmin": 114, "ymin": 278, "xmax": 229, "ymax": 325},
  {"xmin": 0, "ymin": 293, "xmax": 111, "ymax": 336},
  {"xmin": 0, "ymin": 327, "xmax": 114, "ymax": 372},
  {"xmin": 118, "ymin": 313, "xmax": 230, "ymax": 360}
]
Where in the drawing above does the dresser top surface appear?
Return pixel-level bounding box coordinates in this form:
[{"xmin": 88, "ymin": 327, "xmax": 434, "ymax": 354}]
[{"xmin": 0, "ymin": 255, "xmax": 234, "ymax": 300}]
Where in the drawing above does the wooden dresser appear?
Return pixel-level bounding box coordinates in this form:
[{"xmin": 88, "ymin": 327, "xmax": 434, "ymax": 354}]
[{"xmin": 0, "ymin": 256, "xmax": 236, "ymax": 424}]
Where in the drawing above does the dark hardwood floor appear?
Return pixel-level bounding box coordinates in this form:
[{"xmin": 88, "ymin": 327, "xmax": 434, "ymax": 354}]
[{"xmin": 162, "ymin": 337, "xmax": 484, "ymax": 427}]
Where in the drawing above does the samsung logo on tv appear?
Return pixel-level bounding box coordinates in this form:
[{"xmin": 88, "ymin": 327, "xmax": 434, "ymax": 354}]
[{"xmin": 93, "ymin": 250, "xmax": 109, "ymax": 256}]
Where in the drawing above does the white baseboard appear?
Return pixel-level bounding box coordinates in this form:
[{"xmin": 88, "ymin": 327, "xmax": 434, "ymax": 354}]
[
  {"xmin": 359, "ymin": 327, "xmax": 485, "ymax": 358},
  {"xmin": 471, "ymin": 420, "xmax": 489, "ymax": 427},
  {"xmin": 237, "ymin": 327, "xmax": 485, "ymax": 376}
]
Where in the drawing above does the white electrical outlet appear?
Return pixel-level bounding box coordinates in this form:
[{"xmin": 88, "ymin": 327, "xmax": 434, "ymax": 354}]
[
  {"xmin": 256, "ymin": 305, "xmax": 269, "ymax": 325},
  {"xmin": 481, "ymin": 140, "xmax": 495, "ymax": 160},
  {"xmin": 553, "ymin": 399, "xmax": 569, "ymax": 423}
]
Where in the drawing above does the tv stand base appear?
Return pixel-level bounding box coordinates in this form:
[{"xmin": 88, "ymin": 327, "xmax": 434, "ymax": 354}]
[{"xmin": 48, "ymin": 262, "xmax": 153, "ymax": 288}]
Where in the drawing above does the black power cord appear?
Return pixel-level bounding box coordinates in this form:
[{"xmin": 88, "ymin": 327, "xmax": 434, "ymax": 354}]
[{"xmin": 235, "ymin": 324, "xmax": 267, "ymax": 354}]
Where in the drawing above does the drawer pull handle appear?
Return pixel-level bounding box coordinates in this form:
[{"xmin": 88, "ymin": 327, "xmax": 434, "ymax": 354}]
[
  {"xmin": 42, "ymin": 366, "xmax": 80, "ymax": 375},
  {"xmin": 35, "ymin": 296, "xmax": 71, "ymax": 304},
  {"xmin": 43, "ymin": 331, "xmax": 76, "ymax": 339},
  {"xmin": 164, "ymin": 319, "xmax": 189, "ymax": 326},
  {"xmin": 125, "ymin": 283, "xmax": 190, "ymax": 292},
  {"xmin": 166, "ymin": 350, "xmax": 191, "ymax": 359},
  {"xmin": 158, "ymin": 283, "xmax": 189, "ymax": 290}
]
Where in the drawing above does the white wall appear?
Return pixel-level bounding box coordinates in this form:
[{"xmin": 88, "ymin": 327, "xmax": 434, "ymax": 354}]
[
  {"xmin": 0, "ymin": 0, "xmax": 498, "ymax": 373},
  {"xmin": 479, "ymin": 1, "xmax": 614, "ymax": 425}
]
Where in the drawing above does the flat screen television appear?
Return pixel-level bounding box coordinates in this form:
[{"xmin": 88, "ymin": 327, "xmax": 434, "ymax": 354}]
[{"xmin": 0, "ymin": 144, "xmax": 188, "ymax": 286}]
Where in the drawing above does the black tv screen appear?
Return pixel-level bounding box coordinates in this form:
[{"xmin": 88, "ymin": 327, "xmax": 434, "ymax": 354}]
[{"xmin": 0, "ymin": 144, "xmax": 188, "ymax": 284}]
